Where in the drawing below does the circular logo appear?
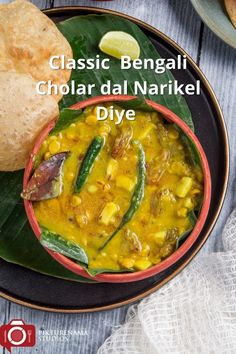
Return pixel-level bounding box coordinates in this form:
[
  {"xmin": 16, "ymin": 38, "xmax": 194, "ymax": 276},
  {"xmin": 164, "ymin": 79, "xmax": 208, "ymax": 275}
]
[{"xmin": 7, "ymin": 327, "xmax": 27, "ymax": 346}]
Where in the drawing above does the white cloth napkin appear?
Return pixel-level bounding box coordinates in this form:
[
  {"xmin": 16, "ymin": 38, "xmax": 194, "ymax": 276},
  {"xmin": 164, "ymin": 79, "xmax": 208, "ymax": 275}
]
[{"xmin": 98, "ymin": 210, "xmax": 236, "ymax": 354}]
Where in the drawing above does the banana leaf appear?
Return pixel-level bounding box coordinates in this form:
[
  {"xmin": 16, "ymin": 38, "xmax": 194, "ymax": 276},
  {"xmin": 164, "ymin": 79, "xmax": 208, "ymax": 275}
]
[
  {"xmin": 57, "ymin": 14, "xmax": 194, "ymax": 130},
  {"xmin": 51, "ymin": 108, "xmax": 83, "ymax": 134},
  {"xmin": 0, "ymin": 159, "xmax": 94, "ymax": 284},
  {"xmin": 0, "ymin": 14, "xmax": 194, "ymax": 283}
]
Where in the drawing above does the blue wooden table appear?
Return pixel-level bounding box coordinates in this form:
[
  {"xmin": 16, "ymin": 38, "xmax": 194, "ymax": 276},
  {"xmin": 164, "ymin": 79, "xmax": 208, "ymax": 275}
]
[{"xmin": 0, "ymin": 1, "xmax": 235, "ymax": 353}]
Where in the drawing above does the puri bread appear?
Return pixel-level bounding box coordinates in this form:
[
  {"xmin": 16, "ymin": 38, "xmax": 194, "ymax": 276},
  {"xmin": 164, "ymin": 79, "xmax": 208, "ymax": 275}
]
[
  {"xmin": 0, "ymin": 71, "xmax": 59, "ymax": 171},
  {"xmin": 225, "ymin": 0, "xmax": 236, "ymax": 28},
  {"xmin": 0, "ymin": 0, "xmax": 72, "ymax": 101}
]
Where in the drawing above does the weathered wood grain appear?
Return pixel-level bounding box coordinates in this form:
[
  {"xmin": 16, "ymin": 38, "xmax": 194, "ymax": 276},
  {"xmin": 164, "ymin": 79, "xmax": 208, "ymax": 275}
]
[
  {"xmin": 0, "ymin": 301, "xmax": 128, "ymax": 354},
  {"xmin": 0, "ymin": 298, "xmax": 10, "ymax": 354},
  {"xmin": 29, "ymin": 0, "xmax": 47, "ymax": 9},
  {"xmin": 0, "ymin": 1, "xmax": 235, "ymax": 353},
  {"xmin": 197, "ymin": 25, "xmax": 236, "ymax": 254}
]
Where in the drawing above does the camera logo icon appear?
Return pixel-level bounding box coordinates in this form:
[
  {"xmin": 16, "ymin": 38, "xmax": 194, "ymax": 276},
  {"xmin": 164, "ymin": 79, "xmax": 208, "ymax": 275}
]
[{"xmin": 0, "ymin": 319, "xmax": 36, "ymax": 352}]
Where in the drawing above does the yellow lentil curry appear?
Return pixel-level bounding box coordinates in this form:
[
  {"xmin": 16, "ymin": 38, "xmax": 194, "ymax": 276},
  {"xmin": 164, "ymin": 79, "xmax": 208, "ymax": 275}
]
[{"xmin": 33, "ymin": 104, "xmax": 203, "ymax": 272}]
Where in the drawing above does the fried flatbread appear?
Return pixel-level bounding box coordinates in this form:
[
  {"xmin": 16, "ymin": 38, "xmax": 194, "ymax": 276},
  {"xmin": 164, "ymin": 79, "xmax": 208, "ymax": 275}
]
[
  {"xmin": 0, "ymin": 0, "xmax": 72, "ymax": 101},
  {"xmin": 225, "ymin": 0, "xmax": 236, "ymax": 28},
  {"xmin": 0, "ymin": 71, "xmax": 59, "ymax": 171}
]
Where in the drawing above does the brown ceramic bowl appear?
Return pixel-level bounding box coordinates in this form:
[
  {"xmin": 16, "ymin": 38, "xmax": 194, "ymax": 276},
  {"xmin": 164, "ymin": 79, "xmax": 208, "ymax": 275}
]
[{"xmin": 24, "ymin": 95, "xmax": 212, "ymax": 283}]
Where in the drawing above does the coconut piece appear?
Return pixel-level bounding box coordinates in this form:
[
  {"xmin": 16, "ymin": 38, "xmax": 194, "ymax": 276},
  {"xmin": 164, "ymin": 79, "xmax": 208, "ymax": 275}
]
[
  {"xmin": 225, "ymin": 0, "xmax": 236, "ymax": 28},
  {"xmin": 0, "ymin": 0, "xmax": 72, "ymax": 102},
  {"xmin": 0, "ymin": 71, "xmax": 59, "ymax": 171}
]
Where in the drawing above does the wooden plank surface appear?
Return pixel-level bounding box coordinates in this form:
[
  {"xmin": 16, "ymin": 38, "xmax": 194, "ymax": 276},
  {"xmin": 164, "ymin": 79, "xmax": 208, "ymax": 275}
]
[
  {"xmin": 0, "ymin": 1, "xmax": 235, "ymax": 353},
  {"xmin": 197, "ymin": 26, "xmax": 236, "ymax": 254}
]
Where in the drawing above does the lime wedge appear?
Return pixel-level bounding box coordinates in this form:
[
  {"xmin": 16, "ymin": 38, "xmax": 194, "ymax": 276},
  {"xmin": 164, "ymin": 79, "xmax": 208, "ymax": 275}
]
[{"xmin": 99, "ymin": 31, "xmax": 140, "ymax": 60}]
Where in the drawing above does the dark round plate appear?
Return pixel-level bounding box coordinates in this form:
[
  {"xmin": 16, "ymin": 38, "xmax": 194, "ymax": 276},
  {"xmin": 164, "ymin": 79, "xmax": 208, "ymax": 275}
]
[{"xmin": 0, "ymin": 6, "xmax": 229, "ymax": 313}]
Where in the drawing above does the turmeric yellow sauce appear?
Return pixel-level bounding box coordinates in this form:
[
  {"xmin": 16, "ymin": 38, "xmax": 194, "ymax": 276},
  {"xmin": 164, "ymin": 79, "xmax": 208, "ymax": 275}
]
[{"xmin": 34, "ymin": 104, "xmax": 203, "ymax": 272}]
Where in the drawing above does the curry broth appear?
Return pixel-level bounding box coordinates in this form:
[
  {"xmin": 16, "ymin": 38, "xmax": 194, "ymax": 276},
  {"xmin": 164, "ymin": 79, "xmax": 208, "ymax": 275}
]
[{"xmin": 34, "ymin": 104, "xmax": 203, "ymax": 272}]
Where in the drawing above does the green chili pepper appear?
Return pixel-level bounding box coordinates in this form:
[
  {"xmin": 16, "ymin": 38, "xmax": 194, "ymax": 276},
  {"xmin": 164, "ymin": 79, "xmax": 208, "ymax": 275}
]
[
  {"xmin": 100, "ymin": 141, "xmax": 146, "ymax": 250},
  {"xmin": 75, "ymin": 136, "xmax": 104, "ymax": 194}
]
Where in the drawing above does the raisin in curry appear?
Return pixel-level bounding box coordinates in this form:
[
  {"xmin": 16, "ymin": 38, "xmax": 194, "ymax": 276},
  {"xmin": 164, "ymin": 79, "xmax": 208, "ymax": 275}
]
[{"xmin": 32, "ymin": 104, "xmax": 203, "ymax": 272}]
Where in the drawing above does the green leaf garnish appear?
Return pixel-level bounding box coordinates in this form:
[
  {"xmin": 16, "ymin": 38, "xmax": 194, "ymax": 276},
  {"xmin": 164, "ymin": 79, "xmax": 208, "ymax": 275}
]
[
  {"xmin": 51, "ymin": 108, "xmax": 83, "ymax": 134},
  {"xmin": 40, "ymin": 227, "xmax": 88, "ymax": 265}
]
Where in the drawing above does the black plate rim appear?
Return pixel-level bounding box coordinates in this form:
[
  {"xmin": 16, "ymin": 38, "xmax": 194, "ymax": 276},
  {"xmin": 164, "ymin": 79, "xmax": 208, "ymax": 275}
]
[{"xmin": 0, "ymin": 5, "xmax": 229, "ymax": 313}]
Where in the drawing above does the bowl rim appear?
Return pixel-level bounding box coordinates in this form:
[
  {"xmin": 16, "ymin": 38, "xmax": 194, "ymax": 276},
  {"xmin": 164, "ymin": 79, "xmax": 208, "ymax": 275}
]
[{"xmin": 23, "ymin": 94, "xmax": 212, "ymax": 283}]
